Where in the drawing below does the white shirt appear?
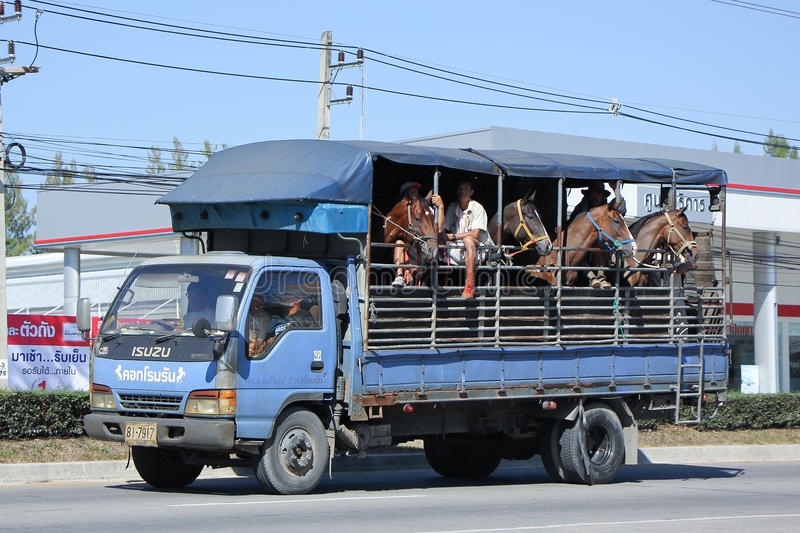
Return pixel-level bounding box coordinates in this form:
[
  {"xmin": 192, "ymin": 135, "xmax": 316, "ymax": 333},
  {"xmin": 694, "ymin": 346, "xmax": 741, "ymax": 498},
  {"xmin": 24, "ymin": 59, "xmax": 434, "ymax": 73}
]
[{"xmin": 444, "ymin": 199, "xmax": 494, "ymax": 246}]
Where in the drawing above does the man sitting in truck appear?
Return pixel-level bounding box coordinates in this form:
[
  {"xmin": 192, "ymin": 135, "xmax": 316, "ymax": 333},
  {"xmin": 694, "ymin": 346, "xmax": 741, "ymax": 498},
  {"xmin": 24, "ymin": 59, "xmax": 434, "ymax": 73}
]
[{"xmin": 432, "ymin": 179, "xmax": 494, "ymax": 299}]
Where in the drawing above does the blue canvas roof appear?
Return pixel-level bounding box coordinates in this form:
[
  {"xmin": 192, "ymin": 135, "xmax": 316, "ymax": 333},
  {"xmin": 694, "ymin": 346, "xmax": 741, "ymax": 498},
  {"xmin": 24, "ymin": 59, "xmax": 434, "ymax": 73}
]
[{"xmin": 157, "ymin": 139, "xmax": 727, "ymax": 208}]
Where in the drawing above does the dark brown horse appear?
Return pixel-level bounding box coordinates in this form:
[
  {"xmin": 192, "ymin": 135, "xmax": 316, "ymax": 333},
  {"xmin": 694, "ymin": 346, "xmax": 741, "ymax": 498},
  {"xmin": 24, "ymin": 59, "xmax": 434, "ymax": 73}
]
[
  {"xmin": 488, "ymin": 190, "xmax": 553, "ymax": 261},
  {"xmin": 530, "ymin": 199, "xmax": 636, "ymax": 286},
  {"xmin": 624, "ymin": 208, "xmax": 698, "ymax": 287},
  {"xmin": 383, "ymin": 193, "xmax": 439, "ymax": 281}
]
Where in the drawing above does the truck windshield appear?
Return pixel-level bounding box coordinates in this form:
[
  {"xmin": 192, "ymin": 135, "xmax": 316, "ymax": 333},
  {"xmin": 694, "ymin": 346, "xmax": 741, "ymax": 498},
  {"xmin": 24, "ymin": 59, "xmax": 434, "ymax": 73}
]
[{"xmin": 99, "ymin": 264, "xmax": 250, "ymax": 336}]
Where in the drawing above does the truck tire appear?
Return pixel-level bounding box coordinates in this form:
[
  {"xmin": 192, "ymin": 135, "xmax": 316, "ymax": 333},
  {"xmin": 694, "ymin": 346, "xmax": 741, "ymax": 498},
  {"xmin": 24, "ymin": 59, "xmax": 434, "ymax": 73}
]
[
  {"xmin": 256, "ymin": 408, "xmax": 328, "ymax": 495},
  {"xmin": 423, "ymin": 436, "xmax": 502, "ymax": 478},
  {"xmin": 558, "ymin": 403, "xmax": 625, "ymax": 485},
  {"xmin": 131, "ymin": 446, "xmax": 203, "ymax": 488},
  {"xmin": 539, "ymin": 419, "xmax": 567, "ymax": 483}
]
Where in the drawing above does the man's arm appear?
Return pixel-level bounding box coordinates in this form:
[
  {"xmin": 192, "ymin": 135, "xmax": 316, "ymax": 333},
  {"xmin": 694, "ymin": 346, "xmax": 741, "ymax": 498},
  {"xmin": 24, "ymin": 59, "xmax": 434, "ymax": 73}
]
[{"xmin": 431, "ymin": 194, "xmax": 446, "ymax": 234}]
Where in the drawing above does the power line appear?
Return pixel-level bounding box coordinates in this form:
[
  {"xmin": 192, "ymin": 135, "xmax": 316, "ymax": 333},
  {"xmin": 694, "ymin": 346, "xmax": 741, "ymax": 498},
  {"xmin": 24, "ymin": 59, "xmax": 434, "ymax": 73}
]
[
  {"xmin": 13, "ymin": 41, "xmax": 608, "ymax": 116},
  {"xmin": 28, "ymin": 0, "xmax": 798, "ymax": 143},
  {"xmin": 709, "ymin": 0, "xmax": 800, "ymax": 20}
]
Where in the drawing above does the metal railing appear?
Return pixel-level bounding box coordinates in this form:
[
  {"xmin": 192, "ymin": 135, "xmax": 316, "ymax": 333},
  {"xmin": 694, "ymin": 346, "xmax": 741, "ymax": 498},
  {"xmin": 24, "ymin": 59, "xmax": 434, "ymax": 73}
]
[{"xmin": 365, "ymin": 242, "xmax": 726, "ymax": 351}]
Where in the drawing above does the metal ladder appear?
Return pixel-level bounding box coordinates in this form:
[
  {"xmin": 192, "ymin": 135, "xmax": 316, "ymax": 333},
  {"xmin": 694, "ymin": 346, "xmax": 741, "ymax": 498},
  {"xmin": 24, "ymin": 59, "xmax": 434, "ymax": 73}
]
[{"xmin": 674, "ymin": 339, "xmax": 705, "ymax": 425}]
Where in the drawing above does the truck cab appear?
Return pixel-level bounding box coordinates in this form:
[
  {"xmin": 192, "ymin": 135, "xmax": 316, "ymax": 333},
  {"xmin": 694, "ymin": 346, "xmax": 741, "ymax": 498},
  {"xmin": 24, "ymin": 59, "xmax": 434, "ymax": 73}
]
[{"xmin": 84, "ymin": 253, "xmax": 344, "ymax": 492}]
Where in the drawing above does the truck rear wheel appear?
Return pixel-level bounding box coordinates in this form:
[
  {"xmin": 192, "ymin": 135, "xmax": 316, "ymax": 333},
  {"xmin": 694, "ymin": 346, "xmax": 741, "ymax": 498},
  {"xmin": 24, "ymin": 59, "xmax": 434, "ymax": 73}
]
[
  {"xmin": 558, "ymin": 403, "xmax": 625, "ymax": 485},
  {"xmin": 424, "ymin": 436, "xmax": 502, "ymax": 478},
  {"xmin": 256, "ymin": 408, "xmax": 328, "ymax": 495},
  {"xmin": 539, "ymin": 419, "xmax": 567, "ymax": 483},
  {"xmin": 131, "ymin": 446, "xmax": 203, "ymax": 488}
]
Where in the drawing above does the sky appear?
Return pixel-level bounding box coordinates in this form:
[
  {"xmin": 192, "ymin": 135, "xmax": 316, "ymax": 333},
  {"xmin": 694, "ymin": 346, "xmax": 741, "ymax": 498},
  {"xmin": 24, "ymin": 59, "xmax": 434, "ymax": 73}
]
[{"xmin": 0, "ymin": 0, "xmax": 798, "ymax": 194}]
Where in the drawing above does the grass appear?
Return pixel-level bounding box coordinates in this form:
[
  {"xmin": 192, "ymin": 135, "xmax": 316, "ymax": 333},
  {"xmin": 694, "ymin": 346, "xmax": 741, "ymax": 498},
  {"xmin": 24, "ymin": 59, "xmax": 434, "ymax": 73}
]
[
  {"xmin": 1, "ymin": 427, "xmax": 799, "ymax": 463},
  {"xmin": 0, "ymin": 438, "xmax": 128, "ymax": 463}
]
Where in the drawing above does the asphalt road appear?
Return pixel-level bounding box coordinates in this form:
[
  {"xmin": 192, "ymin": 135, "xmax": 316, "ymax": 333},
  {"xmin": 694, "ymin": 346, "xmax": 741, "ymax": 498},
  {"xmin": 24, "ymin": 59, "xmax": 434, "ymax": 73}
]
[{"xmin": 2, "ymin": 462, "xmax": 800, "ymax": 533}]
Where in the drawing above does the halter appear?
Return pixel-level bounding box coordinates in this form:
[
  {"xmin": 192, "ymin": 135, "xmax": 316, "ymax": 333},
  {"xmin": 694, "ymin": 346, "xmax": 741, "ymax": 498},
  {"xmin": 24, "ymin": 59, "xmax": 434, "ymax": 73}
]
[
  {"xmin": 585, "ymin": 211, "xmax": 635, "ymax": 251},
  {"xmin": 663, "ymin": 211, "xmax": 696, "ymax": 260},
  {"xmin": 375, "ymin": 204, "xmax": 430, "ymax": 246},
  {"xmin": 512, "ymin": 199, "xmax": 550, "ymax": 250}
]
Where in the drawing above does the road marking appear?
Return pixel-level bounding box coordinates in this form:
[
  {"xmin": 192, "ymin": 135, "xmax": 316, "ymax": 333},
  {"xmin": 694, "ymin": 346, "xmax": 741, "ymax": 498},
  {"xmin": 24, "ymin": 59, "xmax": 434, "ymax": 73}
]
[
  {"xmin": 170, "ymin": 494, "xmax": 424, "ymax": 507},
  {"xmin": 416, "ymin": 513, "xmax": 800, "ymax": 533}
]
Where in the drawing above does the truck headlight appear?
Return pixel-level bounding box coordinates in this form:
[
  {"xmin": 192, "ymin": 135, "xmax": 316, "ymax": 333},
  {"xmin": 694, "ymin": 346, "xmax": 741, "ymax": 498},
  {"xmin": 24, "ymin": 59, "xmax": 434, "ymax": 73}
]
[
  {"xmin": 90, "ymin": 383, "xmax": 115, "ymax": 410},
  {"xmin": 185, "ymin": 389, "xmax": 236, "ymax": 416}
]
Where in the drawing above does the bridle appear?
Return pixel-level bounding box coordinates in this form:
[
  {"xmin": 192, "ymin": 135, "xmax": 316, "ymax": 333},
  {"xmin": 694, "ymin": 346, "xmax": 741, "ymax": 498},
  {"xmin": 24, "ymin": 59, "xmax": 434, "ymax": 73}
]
[
  {"xmin": 375, "ymin": 200, "xmax": 435, "ymax": 247},
  {"xmin": 512, "ymin": 199, "xmax": 550, "ymax": 251},
  {"xmin": 585, "ymin": 210, "xmax": 635, "ymax": 251},
  {"xmin": 663, "ymin": 210, "xmax": 697, "ymax": 260}
]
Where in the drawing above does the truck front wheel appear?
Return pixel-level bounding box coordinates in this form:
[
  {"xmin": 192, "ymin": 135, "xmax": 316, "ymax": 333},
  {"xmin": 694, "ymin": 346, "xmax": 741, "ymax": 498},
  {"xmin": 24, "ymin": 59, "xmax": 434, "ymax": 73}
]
[
  {"xmin": 424, "ymin": 436, "xmax": 502, "ymax": 478},
  {"xmin": 558, "ymin": 403, "xmax": 625, "ymax": 485},
  {"xmin": 256, "ymin": 408, "xmax": 329, "ymax": 495},
  {"xmin": 131, "ymin": 446, "xmax": 203, "ymax": 488}
]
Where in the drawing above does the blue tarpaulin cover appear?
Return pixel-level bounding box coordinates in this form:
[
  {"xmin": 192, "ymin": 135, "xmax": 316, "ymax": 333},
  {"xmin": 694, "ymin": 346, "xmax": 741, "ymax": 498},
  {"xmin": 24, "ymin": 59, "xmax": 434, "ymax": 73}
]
[{"xmin": 157, "ymin": 139, "xmax": 727, "ymax": 234}]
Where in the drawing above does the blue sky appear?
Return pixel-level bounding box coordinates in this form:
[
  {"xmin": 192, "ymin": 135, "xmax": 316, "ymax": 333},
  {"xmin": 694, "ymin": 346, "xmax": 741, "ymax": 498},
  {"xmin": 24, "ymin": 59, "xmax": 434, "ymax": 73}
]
[{"xmin": 1, "ymin": 0, "xmax": 797, "ymax": 182}]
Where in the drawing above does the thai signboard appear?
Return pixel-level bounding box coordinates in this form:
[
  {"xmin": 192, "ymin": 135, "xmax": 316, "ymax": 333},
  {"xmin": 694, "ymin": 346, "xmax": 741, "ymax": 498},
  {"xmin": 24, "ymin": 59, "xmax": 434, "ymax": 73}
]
[
  {"xmin": 6, "ymin": 314, "xmax": 92, "ymax": 391},
  {"xmin": 634, "ymin": 185, "xmax": 714, "ymax": 224}
]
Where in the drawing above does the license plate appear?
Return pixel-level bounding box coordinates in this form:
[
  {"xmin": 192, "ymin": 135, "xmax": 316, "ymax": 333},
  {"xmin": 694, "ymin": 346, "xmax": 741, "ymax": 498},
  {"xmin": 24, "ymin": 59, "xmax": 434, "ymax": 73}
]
[{"xmin": 124, "ymin": 422, "xmax": 158, "ymax": 447}]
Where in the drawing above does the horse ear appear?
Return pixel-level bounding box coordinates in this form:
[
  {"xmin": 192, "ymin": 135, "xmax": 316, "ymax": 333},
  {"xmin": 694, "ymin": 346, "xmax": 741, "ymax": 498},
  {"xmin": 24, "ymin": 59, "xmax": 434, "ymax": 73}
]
[
  {"xmin": 528, "ymin": 189, "xmax": 537, "ymax": 203},
  {"xmin": 678, "ymin": 206, "xmax": 687, "ymax": 215},
  {"xmin": 425, "ymin": 190, "xmax": 433, "ymax": 200}
]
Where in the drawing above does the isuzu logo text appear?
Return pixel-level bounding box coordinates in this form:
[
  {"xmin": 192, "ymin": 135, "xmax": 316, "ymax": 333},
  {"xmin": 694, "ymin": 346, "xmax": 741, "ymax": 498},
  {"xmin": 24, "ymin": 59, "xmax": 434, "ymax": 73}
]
[{"xmin": 131, "ymin": 346, "xmax": 172, "ymax": 358}]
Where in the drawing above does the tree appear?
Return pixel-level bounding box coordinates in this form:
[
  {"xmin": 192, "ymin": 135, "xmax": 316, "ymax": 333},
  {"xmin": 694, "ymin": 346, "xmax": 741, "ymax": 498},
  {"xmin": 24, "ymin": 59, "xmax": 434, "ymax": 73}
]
[
  {"xmin": 5, "ymin": 171, "xmax": 35, "ymax": 255},
  {"xmin": 170, "ymin": 137, "xmax": 190, "ymax": 170},
  {"xmin": 764, "ymin": 128, "xmax": 793, "ymax": 158},
  {"xmin": 733, "ymin": 142, "xmax": 742, "ymax": 154},
  {"xmin": 43, "ymin": 152, "xmax": 74, "ymax": 188},
  {"xmin": 146, "ymin": 146, "xmax": 166, "ymax": 175}
]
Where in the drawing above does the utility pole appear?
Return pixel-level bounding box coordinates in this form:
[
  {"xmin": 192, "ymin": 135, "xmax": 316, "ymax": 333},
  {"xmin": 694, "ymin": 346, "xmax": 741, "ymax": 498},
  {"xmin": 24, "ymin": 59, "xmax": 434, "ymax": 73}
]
[
  {"xmin": 315, "ymin": 31, "xmax": 363, "ymax": 140},
  {"xmin": 0, "ymin": 0, "xmax": 38, "ymax": 389}
]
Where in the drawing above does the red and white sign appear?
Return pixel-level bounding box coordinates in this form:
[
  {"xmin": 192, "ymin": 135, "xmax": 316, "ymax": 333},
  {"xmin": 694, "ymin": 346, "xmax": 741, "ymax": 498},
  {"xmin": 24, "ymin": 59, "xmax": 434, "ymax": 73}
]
[{"xmin": 6, "ymin": 314, "xmax": 95, "ymax": 391}]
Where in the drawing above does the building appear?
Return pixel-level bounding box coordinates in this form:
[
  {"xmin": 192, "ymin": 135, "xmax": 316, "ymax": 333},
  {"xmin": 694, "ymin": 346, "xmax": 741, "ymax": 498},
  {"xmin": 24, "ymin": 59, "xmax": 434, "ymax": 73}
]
[{"xmin": 12, "ymin": 126, "xmax": 800, "ymax": 392}]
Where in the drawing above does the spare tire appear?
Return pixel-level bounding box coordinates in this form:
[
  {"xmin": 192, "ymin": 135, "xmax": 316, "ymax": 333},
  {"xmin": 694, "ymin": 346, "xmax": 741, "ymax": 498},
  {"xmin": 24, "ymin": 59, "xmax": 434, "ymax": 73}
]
[{"xmin": 558, "ymin": 403, "xmax": 625, "ymax": 485}]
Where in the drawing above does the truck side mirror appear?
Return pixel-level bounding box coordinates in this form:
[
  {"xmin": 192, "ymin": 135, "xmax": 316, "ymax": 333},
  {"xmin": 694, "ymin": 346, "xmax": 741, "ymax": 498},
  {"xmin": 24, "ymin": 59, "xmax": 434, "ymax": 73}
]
[
  {"xmin": 215, "ymin": 295, "xmax": 237, "ymax": 332},
  {"xmin": 76, "ymin": 298, "xmax": 92, "ymax": 334}
]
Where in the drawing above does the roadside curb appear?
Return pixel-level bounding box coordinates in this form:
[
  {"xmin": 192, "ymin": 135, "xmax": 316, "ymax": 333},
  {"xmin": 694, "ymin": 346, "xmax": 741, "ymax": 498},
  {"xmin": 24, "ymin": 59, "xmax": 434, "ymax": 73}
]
[{"xmin": 1, "ymin": 445, "xmax": 799, "ymax": 485}]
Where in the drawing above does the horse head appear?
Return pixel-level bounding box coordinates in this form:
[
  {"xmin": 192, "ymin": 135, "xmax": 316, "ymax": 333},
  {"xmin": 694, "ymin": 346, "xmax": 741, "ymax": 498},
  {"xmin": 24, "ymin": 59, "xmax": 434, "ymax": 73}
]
[
  {"xmin": 394, "ymin": 196, "xmax": 438, "ymax": 263},
  {"xmin": 662, "ymin": 207, "xmax": 699, "ymax": 270},
  {"xmin": 513, "ymin": 190, "xmax": 553, "ymax": 256},
  {"xmin": 582, "ymin": 199, "xmax": 637, "ymax": 258}
]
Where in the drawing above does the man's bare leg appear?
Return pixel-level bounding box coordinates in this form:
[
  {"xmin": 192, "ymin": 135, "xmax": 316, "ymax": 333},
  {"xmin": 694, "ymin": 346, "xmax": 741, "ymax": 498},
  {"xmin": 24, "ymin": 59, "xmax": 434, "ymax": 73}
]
[
  {"xmin": 393, "ymin": 240, "xmax": 407, "ymax": 287},
  {"xmin": 462, "ymin": 236, "xmax": 477, "ymax": 299}
]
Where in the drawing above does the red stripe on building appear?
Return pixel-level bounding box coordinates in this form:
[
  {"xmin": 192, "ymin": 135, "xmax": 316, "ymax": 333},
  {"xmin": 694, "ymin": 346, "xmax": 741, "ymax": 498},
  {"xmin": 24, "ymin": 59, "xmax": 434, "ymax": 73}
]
[
  {"xmin": 727, "ymin": 302, "xmax": 800, "ymax": 317},
  {"xmin": 728, "ymin": 183, "xmax": 800, "ymax": 195},
  {"xmin": 35, "ymin": 227, "xmax": 174, "ymax": 246}
]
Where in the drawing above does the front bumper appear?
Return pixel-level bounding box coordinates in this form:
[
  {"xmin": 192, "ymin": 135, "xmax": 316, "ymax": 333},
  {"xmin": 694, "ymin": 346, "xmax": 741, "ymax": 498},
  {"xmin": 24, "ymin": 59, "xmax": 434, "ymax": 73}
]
[{"xmin": 84, "ymin": 412, "xmax": 235, "ymax": 452}]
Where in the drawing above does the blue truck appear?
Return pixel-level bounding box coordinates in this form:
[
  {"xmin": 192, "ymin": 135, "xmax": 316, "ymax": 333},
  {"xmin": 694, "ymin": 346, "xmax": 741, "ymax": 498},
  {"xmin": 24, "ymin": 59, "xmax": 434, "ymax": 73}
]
[{"xmin": 81, "ymin": 140, "xmax": 729, "ymax": 494}]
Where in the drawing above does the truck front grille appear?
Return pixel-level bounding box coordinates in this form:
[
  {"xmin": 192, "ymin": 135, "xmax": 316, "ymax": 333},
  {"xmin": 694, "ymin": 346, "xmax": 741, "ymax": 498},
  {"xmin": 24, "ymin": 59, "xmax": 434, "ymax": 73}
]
[{"xmin": 118, "ymin": 393, "xmax": 182, "ymax": 412}]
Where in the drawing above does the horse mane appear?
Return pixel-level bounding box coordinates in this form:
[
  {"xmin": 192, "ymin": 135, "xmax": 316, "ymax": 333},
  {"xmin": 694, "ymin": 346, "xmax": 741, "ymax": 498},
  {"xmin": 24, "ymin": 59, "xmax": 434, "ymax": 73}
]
[{"xmin": 628, "ymin": 210, "xmax": 664, "ymax": 237}]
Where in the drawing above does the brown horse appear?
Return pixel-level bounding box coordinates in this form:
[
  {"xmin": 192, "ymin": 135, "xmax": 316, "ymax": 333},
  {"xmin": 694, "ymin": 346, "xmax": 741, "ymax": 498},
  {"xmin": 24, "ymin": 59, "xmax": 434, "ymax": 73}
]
[
  {"xmin": 529, "ymin": 199, "xmax": 636, "ymax": 286},
  {"xmin": 624, "ymin": 208, "xmax": 698, "ymax": 287},
  {"xmin": 383, "ymin": 193, "xmax": 439, "ymax": 285},
  {"xmin": 487, "ymin": 190, "xmax": 553, "ymax": 261}
]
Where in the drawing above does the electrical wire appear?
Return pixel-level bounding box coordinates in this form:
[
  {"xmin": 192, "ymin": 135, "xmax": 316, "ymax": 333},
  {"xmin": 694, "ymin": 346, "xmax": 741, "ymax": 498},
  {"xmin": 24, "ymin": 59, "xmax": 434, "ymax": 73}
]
[
  {"xmin": 708, "ymin": 0, "xmax": 800, "ymax": 20},
  {"xmin": 12, "ymin": 41, "xmax": 609, "ymax": 116},
  {"xmin": 26, "ymin": 0, "xmax": 797, "ymax": 142}
]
